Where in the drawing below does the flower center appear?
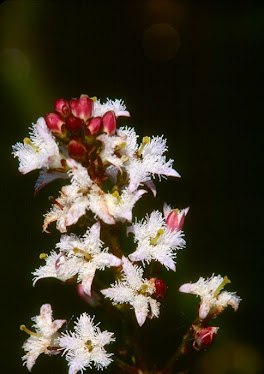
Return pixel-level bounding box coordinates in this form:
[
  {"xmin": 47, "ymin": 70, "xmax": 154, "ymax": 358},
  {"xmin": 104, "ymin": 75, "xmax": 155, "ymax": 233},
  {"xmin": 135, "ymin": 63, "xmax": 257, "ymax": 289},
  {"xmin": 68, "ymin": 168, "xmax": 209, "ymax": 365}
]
[{"xmin": 85, "ymin": 339, "xmax": 94, "ymax": 352}]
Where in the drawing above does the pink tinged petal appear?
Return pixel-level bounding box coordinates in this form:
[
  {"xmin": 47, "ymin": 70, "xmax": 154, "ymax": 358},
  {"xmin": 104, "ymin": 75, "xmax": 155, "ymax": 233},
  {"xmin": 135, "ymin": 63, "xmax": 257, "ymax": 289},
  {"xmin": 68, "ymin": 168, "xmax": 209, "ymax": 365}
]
[
  {"xmin": 162, "ymin": 257, "xmax": 176, "ymax": 271},
  {"xmin": 199, "ymin": 303, "xmax": 211, "ymax": 319},
  {"xmin": 77, "ymin": 285, "xmax": 101, "ymax": 306},
  {"xmin": 167, "ymin": 168, "xmax": 181, "ymax": 178},
  {"xmin": 96, "ymin": 253, "xmax": 121, "ymax": 267},
  {"xmin": 134, "ymin": 295, "xmax": 149, "ymax": 326},
  {"xmin": 116, "ymin": 110, "xmax": 130, "ymax": 118},
  {"xmin": 163, "ymin": 203, "xmax": 171, "ymax": 220},
  {"xmin": 34, "ymin": 171, "xmax": 69, "ymax": 196},
  {"xmin": 52, "ymin": 319, "xmax": 67, "ymax": 331},
  {"xmin": 179, "ymin": 283, "xmax": 196, "ymax": 294},
  {"xmin": 143, "ymin": 180, "xmax": 157, "ymax": 197},
  {"xmin": 166, "ymin": 207, "xmax": 189, "ymax": 232},
  {"xmin": 45, "ymin": 113, "xmax": 65, "ymax": 136},
  {"xmin": 101, "ymin": 287, "xmax": 134, "ymax": 303},
  {"xmin": 70, "ymin": 95, "xmax": 94, "ymax": 122},
  {"xmin": 54, "ymin": 98, "xmax": 71, "ymax": 117},
  {"xmin": 90, "ymin": 221, "xmax": 101, "ymax": 240},
  {"xmin": 86, "ymin": 116, "xmax": 102, "ymax": 135},
  {"xmin": 81, "ymin": 277, "xmax": 94, "ymax": 296},
  {"xmin": 148, "ymin": 298, "xmax": 160, "ymax": 318},
  {"xmin": 102, "ymin": 111, "xmax": 116, "ymax": 135},
  {"xmin": 126, "ymin": 225, "xmax": 135, "ymax": 236},
  {"xmin": 128, "ymin": 248, "xmax": 146, "ymax": 262}
]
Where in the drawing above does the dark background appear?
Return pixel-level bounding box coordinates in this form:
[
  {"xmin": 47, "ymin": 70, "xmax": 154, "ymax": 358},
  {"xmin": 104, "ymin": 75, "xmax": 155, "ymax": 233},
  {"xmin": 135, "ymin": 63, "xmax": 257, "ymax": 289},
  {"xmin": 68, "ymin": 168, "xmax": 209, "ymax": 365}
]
[{"xmin": 1, "ymin": 1, "xmax": 263, "ymax": 373}]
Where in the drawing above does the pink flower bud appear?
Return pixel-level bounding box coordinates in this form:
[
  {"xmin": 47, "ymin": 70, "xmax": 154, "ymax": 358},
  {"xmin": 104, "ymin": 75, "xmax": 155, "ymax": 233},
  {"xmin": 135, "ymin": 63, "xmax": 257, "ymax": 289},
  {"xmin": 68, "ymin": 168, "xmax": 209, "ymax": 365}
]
[
  {"xmin": 70, "ymin": 95, "xmax": 94, "ymax": 122},
  {"xmin": 68, "ymin": 138, "xmax": 87, "ymax": 160},
  {"xmin": 45, "ymin": 112, "xmax": 65, "ymax": 136},
  {"xmin": 65, "ymin": 115, "xmax": 83, "ymax": 133},
  {"xmin": 54, "ymin": 98, "xmax": 71, "ymax": 117},
  {"xmin": 87, "ymin": 116, "xmax": 102, "ymax": 135},
  {"xmin": 194, "ymin": 327, "xmax": 219, "ymax": 350},
  {"xmin": 155, "ymin": 278, "xmax": 167, "ymax": 298},
  {"xmin": 166, "ymin": 207, "xmax": 189, "ymax": 232},
  {"xmin": 102, "ymin": 111, "xmax": 117, "ymax": 135}
]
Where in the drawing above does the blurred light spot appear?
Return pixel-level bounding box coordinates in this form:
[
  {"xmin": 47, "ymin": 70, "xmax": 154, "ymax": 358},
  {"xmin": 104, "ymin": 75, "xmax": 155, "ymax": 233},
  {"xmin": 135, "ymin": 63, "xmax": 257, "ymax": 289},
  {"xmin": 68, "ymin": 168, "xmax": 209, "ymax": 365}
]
[
  {"xmin": 142, "ymin": 23, "xmax": 180, "ymax": 62},
  {"xmin": 1, "ymin": 48, "xmax": 30, "ymax": 80}
]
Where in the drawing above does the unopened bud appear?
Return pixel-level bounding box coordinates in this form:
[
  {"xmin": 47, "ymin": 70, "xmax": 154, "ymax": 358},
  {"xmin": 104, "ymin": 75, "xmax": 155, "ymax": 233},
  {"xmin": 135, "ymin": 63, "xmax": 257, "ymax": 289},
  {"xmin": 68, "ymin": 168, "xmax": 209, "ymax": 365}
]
[
  {"xmin": 54, "ymin": 98, "xmax": 71, "ymax": 117},
  {"xmin": 102, "ymin": 111, "xmax": 116, "ymax": 135},
  {"xmin": 193, "ymin": 327, "xmax": 219, "ymax": 350},
  {"xmin": 166, "ymin": 207, "xmax": 189, "ymax": 232},
  {"xmin": 68, "ymin": 138, "xmax": 87, "ymax": 159},
  {"xmin": 87, "ymin": 116, "xmax": 102, "ymax": 135},
  {"xmin": 65, "ymin": 115, "xmax": 83, "ymax": 133},
  {"xmin": 155, "ymin": 278, "xmax": 167, "ymax": 298},
  {"xmin": 70, "ymin": 95, "xmax": 94, "ymax": 122},
  {"xmin": 45, "ymin": 113, "xmax": 65, "ymax": 137}
]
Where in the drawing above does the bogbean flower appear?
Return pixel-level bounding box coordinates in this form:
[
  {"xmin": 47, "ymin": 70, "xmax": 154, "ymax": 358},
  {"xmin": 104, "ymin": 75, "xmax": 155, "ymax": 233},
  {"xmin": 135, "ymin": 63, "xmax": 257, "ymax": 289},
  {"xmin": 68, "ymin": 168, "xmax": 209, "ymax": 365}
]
[
  {"xmin": 179, "ymin": 275, "xmax": 241, "ymax": 319},
  {"xmin": 21, "ymin": 304, "xmax": 66, "ymax": 371},
  {"xmin": 58, "ymin": 313, "xmax": 115, "ymax": 373},
  {"xmin": 33, "ymin": 222, "xmax": 121, "ymax": 295},
  {"xmin": 128, "ymin": 210, "xmax": 185, "ymax": 271},
  {"xmin": 101, "ymin": 257, "xmax": 160, "ymax": 326},
  {"xmin": 12, "ymin": 117, "xmax": 65, "ymax": 174},
  {"xmin": 117, "ymin": 127, "xmax": 180, "ymax": 193}
]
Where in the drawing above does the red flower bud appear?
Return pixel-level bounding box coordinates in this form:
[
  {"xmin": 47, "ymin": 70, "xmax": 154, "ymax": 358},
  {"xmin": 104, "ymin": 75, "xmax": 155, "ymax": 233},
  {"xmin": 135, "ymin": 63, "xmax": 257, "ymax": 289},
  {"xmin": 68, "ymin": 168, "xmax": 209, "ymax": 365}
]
[
  {"xmin": 155, "ymin": 278, "xmax": 167, "ymax": 298},
  {"xmin": 70, "ymin": 95, "xmax": 94, "ymax": 122},
  {"xmin": 68, "ymin": 139, "xmax": 87, "ymax": 159},
  {"xmin": 54, "ymin": 98, "xmax": 71, "ymax": 117},
  {"xmin": 194, "ymin": 327, "xmax": 219, "ymax": 350},
  {"xmin": 102, "ymin": 111, "xmax": 117, "ymax": 135},
  {"xmin": 166, "ymin": 207, "xmax": 189, "ymax": 232},
  {"xmin": 45, "ymin": 112, "xmax": 65, "ymax": 136},
  {"xmin": 87, "ymin": 116, "xmax": 102, "ymax": 135},
  {"xmin": 65, "ymin": 115, "xmax": 83, "ymax": 133}
]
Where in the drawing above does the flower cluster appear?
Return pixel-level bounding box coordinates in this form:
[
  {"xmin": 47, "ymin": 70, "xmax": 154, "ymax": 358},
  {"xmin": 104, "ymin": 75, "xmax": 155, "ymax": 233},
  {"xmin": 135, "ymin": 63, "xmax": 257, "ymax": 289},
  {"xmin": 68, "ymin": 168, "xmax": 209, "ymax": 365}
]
[{"xmin": 14, "ymin": 94, "xmax": 241, "ymax": 373}]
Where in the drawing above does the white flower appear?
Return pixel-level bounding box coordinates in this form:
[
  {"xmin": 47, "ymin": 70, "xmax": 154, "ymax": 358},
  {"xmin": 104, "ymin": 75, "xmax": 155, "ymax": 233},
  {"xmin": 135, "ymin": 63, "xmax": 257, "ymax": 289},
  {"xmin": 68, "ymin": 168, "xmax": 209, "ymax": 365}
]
[
  {"xmin": 128, "ymin": 211, "xmax": 185, "ymax": 271},
  {"xmin": 12, "ymin": 117, "xmax": 63, "ymax": 174},
  {"xmin": 21, "ymin": 304, "xmax": 66, "ymax": 371},
  {"xmin": 34, "ymin": 223, "xmax": 121, "ymax": 295},
  {"xmin": 58, "ymin": 313, "xmax": 115, "ymax": 373},
  {"xmin": 179, "ymin": 275, "xmax": 241, "ymax": 319},
  {"xmin": 93, "ymin": 98, "xmax": 130, "ymax": 118},
  {"xmin": 116, "ymin": 131, "xmax": 180, "ymax": 193},
  {"xmin": 101, "ymin": 257, "xmax": 160, "ymax": 326}
]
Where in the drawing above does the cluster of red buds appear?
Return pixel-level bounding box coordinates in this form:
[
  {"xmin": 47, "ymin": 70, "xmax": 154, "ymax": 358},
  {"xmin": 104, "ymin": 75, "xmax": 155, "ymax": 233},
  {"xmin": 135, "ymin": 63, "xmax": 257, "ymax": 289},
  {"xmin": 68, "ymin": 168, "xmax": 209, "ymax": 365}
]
[{"xmin": 45, "ymin": 95, "xmax": 117, "ymax": 162}]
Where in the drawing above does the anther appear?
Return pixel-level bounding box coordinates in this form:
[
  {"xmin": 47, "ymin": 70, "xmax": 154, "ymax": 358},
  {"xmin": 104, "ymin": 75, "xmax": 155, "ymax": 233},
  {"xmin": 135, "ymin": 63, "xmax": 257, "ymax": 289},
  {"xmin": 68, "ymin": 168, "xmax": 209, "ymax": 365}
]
[
  {"xmin": 213, "ymin": 276, "xmax": 231, "ymax": 297},
  {"xmin": 149, "ymin": 229, "xmax": 164, "ymax": 245},
  {"xmin": 39, "ymin": 253, "xmax": 48, "ymax": 260},
  {"xmin": 20, "ymin": 324, "xmax": 41, "ymax": 338},
  {"xmin": 138, "ymin": 136, "xmax": 150, "ymax": 156},
  {"xmin": 73, "ymin": 248, "xmax": 92, "ymax": 261},
  {"xmin": 23, "ymin": 138, "xmax": 39, "ymax": 153},
  {"xmin": 112, "ymin": 191, "xmax": 121, "ymax": 203}
]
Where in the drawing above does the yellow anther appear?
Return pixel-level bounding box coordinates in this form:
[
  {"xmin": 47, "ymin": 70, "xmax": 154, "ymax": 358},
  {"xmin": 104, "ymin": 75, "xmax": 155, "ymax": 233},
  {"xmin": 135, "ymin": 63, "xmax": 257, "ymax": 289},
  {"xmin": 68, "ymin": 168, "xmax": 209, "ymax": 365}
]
[
  {"xmin": 115, "ymin": 142, "xmax": 127, "ymax": 151},
  {"xmin": 140, "ymin": 284, "xmax": 148, "ymax": 294},
  {"xmin": 20, "ymin": 324, "xmax": 41, "ymax": 338},
  {"xmin": 73, "ymin": 248, "xmax": 92, "ymax": 261},
  {"xmin": 91, "ymin": 96, "xmax": 97, "ymax": 102},
  {"xmin": 39, "ymin": 253, "xmax": 48, "ymax": 260},
  {"xmin": 149, "ymin": 229, "xmax": 164, "ymax": 245},
  {"xmin": 138, "ymin": 136, "xmax": 150, "ymax": 156},
  {"xmin": 213, "ymin": 276, "xmax": 231, "ymax": 297},
  {"xmin": 23, "ymin": 138, "xmax": 39, "ymax": 153},
  {"xmin": 112, "ymin": 191, "xmax": 121, "ymax": 202}
]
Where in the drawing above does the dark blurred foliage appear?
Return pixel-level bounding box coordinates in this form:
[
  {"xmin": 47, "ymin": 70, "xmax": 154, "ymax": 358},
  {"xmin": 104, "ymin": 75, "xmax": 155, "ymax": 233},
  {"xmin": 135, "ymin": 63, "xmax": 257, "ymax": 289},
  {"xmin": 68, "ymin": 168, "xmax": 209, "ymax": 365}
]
[{"xmin": 1, "ymin": 1, "xmax": 264, "ymax": 373}]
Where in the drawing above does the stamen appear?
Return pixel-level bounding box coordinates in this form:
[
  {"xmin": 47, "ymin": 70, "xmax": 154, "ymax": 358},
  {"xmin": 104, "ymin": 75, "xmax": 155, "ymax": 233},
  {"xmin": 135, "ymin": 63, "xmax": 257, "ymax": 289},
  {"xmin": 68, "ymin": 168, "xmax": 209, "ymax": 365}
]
[
  {"xmin": 150, "ymin": 229, "xmax": 164, "ymax": 245},
  {"xmin": 138, "ymin": 136, "xmax": 150, "ymax": 156},
  {"xmin": 23, "ymin": 138, "xmax": 39, "ymax": 153},
  {"xmin": 85, "ymin": 339, "xmax": 94, "ymax": 352},
  {"xmin": 91, "ymin": 96, "xmax": 97, "ymax": 102},
  {"xmin": 112, "ymin": 190, "xmax": 121, "ymax": 203},
  {"xmin": 20, "ymin": 324, "xmax": 41, "ymax": 338},
  {"xmin": 49, "ymin": 196, "xmax": 64, "ymax": 210},
  {"xmin": 73, "ymin": 248, "xmax": 92, "ymax": 261},
  {"xmin": 139, "ymin": 284, "xmax": 148, "ymax": 294},
  {"xmin": 213, "ymin": 276, "xmax": 231, "ymax": 297},
  {"xmin": 115, "ymin": 142, "xmax": 127, "ymax": 151},
  {"xmin": 39, "ymin": 253, "xmax": 48, "ymax": 260}
]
